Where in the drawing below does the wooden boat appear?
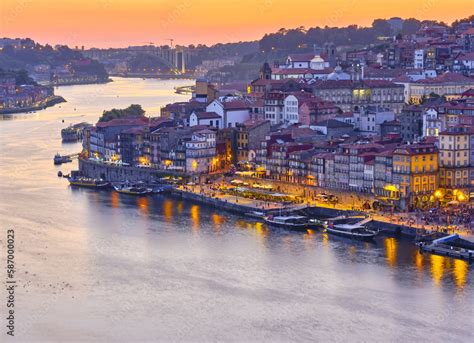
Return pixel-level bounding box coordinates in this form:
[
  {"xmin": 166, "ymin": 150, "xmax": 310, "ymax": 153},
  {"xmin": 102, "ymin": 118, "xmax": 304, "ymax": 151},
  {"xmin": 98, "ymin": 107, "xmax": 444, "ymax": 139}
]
[
  {"xmin": 113, "ymin": 184, "xmax": 152, "ymax": 195},
  {"xmin": 69, "ymin": 177, "xmax": 109, "ymax": 189},
  {"xmin": 264, "ymin": 215, "xmax": 309, "ymax": 231}
]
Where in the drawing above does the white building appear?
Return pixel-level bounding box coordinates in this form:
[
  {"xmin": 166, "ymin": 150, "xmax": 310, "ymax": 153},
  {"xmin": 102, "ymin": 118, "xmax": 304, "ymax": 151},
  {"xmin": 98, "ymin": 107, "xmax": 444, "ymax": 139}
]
[
  {"xmin": 206, "ymin": 99, "xmax": 251, "ymax": 128},
  {"xmin": 283, "ymin": 95, "xmax": 300, "ymax": 124},
  {"xmin": 185, "ymin": 130, "xmax": 217, "ymax": 173},
  {"xmin": 414, "ymin": 49, "xmax": 424, "ymax": 69},
  {"xmin": 353, "ymin": 106, "xmax": 395, "ymax": 135},
  {"xmin": 188, "ymin": 111, "xmax": 222, "ymax": 129},
  {"xmin": 327, "ymin": 66, "xmax": 351, "ymax": 81},
  {"xmin": 272, "ymin": 53, "xmax": 333, "ymax": 80},
  {"xmin": 422, "ymin": 108, "xmax": 442, "ymax": 137}
]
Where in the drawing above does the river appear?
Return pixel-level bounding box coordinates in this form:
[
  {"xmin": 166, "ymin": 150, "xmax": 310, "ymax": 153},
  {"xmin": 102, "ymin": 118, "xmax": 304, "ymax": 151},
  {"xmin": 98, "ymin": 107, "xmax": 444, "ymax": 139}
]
[{"xmin": 0, "ymin": 77, "xmax": 472, "ymax": 342}]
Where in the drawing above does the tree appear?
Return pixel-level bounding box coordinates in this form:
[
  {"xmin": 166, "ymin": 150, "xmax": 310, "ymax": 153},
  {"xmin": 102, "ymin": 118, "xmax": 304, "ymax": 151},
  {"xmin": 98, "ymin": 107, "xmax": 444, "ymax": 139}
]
[
  {"xmin": 372, "ymin": 19, "xmax": 392, "ymax": 36},
  {"xmin": 401, "ymin": 18, "xmax": 421, "ymax": 35},
  {"xmin": 98, "ymin": 104, "xmax": 146, "ymax": 122}
]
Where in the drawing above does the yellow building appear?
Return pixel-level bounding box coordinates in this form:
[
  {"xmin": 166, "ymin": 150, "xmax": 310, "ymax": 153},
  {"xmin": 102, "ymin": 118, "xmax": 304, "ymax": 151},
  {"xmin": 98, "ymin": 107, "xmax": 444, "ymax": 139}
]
[
  {"xmin": 407, "ymin": 72, "xmax": 474, "ymax": 104},
  {"xmin": 393, "ymin": 143, "xmax": 439, "ymax": 209},
  {"xmin": 236, "ymin": 129, "xmax": 249, "ymax": 163},
  {"xmin": 439, "ymin": 126, "xmax": 472, "ymax": 200}
]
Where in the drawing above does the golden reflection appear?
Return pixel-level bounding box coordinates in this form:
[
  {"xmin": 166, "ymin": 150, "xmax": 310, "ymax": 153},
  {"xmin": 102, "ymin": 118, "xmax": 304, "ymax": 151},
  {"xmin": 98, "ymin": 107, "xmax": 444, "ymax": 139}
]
[
  {"xmin": 110, "ymin": 191, "xmax": 119, "ymax": 208},
  {"xmin": 254, "ymin": 222, "xmax": 268, "ymax": 238},
  {"xmin": 303, "ymin": 229, "xmax": 315, "ymax": 250},
  {"xmin": 163, "ymin": 199, "xmax": 173, "ymax": 221},
  {"xmin": 321, "ymin": 232, "xmax": 329, "ymax": 247},
  {"xmin": 453, "ymin": 259, "xmax": 468, "ymax": 289},
  {"xmin": 430, "ymin": 254, "xmax": 445, "ymax": 286},
  {"xmin": 136, "ymin": 196, "xmax": 149, "ymax": 215},
  {"xmin": 384, "ymin": 238, "xmax": 398, "ymax": 268},
  {"xmin": 176, "ymin": 201, "xmax": 183, "ymax": 215},
  {"xmin": 212, "ymin": 213, "xmax": 223, "ymax": 232},
  {"xmin": 414, "ymin": 250, "xmax": 424, "ymax": 272},
  {"xmin": 348, "ymin": 245, "xmax": 356, "ymax": 257},
  {"xmin": 235, "ymin": 220, "xmax": 247, "ymax": 229},
  {"xmin": 190, "ymin": 205, "xmax": 200, "ymax": 231}
]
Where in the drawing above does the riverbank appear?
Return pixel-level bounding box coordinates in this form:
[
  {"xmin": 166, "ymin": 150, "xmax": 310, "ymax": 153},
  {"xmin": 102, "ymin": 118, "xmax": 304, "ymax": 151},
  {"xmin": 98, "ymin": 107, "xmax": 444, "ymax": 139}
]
[
  {"xmin": 78, "ymin": 159, "xmax": 452, "ymax": 240},
  {"xmin": 109, "ymin": 72, "xmax": 194, "ymax": 80},
  {"xmin": 0, "ymin": 95, "xmax": 66, "ymax": 115},
  {"xmin": 51, "ymin": 78, "xmax": 112, "ymax": 87}
]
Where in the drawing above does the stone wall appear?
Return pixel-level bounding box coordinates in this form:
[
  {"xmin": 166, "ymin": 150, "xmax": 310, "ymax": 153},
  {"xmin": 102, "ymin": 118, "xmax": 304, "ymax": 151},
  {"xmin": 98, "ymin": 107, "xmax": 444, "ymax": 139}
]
[{"xmin": 79, "ymin": 158, "xmax": 189, "ymax": 183}]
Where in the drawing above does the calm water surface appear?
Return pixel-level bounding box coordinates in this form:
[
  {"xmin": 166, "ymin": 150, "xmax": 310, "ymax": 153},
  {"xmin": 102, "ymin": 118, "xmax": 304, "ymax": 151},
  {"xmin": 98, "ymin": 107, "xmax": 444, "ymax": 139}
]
[{"xmin": 0, "ymin": 78, "xmax": 472, "ymax": 342}]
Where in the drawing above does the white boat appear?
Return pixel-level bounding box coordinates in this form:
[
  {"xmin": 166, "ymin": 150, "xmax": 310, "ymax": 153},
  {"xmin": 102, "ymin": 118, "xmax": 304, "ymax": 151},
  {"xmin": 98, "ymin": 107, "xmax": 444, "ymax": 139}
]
[
  {"xmin": 325, "ymin": 223, "xmax": 378, "ymax": 241},
  {"xmin": 264, "ymin": 215, "xmax": 309, "ymax": 231},
  {"xmin": 245, "ymin": 211, "xmax": 266, "ymax": 219}
]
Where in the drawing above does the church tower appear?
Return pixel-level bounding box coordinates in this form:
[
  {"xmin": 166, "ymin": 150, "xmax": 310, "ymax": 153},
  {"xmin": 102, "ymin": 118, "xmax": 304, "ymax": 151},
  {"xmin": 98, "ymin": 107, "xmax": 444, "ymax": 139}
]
[{"xmin": 259, "ymin": 62, "xmax": 272, "ymax": 80}]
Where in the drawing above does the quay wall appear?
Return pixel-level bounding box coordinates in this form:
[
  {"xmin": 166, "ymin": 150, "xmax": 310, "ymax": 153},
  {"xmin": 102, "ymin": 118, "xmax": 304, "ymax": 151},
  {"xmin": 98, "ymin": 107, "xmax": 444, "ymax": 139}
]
[
  {"xmin": 79, "ymin": 158, "xmax": 189, "ymax": 182},
  {"xmin": 79, "ymin": 160, "xmax": 428, "ymax": 238},
  {"xmin": 171, "ymin": 189, "xmax": 261, "ymax": 214},
  {"xmin": 171, "ymin": 190, "xmax": 425, "ymax": 239}
]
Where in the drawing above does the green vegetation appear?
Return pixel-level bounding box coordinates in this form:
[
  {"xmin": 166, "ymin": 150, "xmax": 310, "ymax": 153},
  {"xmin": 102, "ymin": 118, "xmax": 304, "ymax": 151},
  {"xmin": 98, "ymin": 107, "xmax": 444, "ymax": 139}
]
[{"xmin": 99, "ymin": 104, "xmax": 146, "ymax": 122}]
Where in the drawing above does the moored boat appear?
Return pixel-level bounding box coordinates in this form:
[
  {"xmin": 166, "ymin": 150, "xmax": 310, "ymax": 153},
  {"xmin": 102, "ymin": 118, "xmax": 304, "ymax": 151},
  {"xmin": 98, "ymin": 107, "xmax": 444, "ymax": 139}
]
[
  {"xmin": 68, "ymin": 177, "xmax": 110, "ymax": 189},
  {"xmin": 113, "ymin": 183, "xmax": 152, "ymax": 195},
  {"xmin": 308, "ymin": 218, "xmax": 327, "ymax": 230},
  {"xmin": 325, "ymin": 223, "xmax": 378, "ymax": 241},
  {"xmin": 264, "ymin": 215, "xmax": 309, "ymax": 231},
  {"xmin": 245, "ymin": 211, "xmax": 266, "ymax": 219},
  {"xmin": 54, "ymin": 153, "xmax": 72, "ymax": 165}
]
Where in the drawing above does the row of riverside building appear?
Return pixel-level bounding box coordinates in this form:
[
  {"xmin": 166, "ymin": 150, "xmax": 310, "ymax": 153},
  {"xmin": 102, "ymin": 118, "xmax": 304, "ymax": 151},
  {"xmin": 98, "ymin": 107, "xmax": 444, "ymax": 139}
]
[{"xmin": 82, "ymin": 21, "xmax": 474, "ymax": 211}]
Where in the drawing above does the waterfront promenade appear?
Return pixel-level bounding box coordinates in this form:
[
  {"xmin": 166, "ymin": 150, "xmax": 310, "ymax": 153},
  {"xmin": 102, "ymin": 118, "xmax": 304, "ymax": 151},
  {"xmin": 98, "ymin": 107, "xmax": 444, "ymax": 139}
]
[{"xmin": 77, "ymin": 158, "xmax": 474, "ymax": 239}]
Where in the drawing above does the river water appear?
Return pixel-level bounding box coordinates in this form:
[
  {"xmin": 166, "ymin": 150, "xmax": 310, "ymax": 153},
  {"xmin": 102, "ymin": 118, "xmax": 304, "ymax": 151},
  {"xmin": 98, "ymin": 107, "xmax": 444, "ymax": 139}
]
[{"xmin": 0, "ymin": 77, "xmax": 472, "ymax": 342}]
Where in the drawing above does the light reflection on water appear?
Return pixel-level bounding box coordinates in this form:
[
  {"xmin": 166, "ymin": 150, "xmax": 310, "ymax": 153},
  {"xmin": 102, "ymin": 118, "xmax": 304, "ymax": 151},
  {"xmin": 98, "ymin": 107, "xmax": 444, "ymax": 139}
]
[{"xmin": 0, "ymin": 78, "xmax": 472, "ymax": 341}]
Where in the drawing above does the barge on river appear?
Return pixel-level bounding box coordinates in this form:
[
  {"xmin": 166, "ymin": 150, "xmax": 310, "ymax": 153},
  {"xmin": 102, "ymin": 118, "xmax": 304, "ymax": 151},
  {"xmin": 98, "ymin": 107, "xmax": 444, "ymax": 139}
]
[{"xmin": 417, "ymin": 234, "xmax": 474, "ymax": 261}]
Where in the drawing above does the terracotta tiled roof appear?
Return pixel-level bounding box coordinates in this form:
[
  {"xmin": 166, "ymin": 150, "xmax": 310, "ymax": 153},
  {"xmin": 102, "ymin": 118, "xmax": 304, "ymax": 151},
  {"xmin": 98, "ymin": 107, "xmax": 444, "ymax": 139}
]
[
  {"xmin": 96, "ymin": 117, "xmax": 149, "ymax": 128},
  {"xmin": 193, "ymin": 111, "xmax": 221, "ymax": 120}
]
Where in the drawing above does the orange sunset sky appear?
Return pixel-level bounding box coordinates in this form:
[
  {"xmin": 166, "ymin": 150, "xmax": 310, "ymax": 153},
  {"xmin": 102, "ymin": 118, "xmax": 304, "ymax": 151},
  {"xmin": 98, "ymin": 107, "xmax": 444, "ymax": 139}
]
[{"xmin": 1, "ymin": 0, "xmax": 473, "ymax": 48}]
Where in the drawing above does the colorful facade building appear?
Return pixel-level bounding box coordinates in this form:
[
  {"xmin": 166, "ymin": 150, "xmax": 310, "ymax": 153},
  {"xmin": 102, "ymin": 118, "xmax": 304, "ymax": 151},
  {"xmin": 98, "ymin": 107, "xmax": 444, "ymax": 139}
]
[
  {"xmin": 439, "ymin": 126, "xmax": 472, "ymax": 200},
  {"xmin": 392, "ymin": 143, "xmax": 439, "ymax": 209}
]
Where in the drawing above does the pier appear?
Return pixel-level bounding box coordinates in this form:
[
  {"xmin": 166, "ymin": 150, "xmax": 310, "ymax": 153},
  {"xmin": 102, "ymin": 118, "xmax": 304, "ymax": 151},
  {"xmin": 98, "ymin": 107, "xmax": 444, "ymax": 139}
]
[{"xmin": 418, "ymin": 234, "xmax": 474, "ymax": 261}]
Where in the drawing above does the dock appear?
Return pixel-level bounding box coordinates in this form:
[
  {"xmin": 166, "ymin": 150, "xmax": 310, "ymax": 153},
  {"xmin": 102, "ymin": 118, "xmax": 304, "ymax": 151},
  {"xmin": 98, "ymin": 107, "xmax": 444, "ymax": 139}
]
[{"xmin": 418, "ymin": 234, "xmax": 474, "ymax": 262}]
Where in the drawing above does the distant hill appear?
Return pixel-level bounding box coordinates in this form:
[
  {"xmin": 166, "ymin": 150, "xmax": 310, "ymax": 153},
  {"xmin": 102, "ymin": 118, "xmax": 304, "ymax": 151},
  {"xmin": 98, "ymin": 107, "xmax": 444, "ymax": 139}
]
[{"xmin": 0, "ymin": 38, "xmax": 108, "ymax": 81}]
